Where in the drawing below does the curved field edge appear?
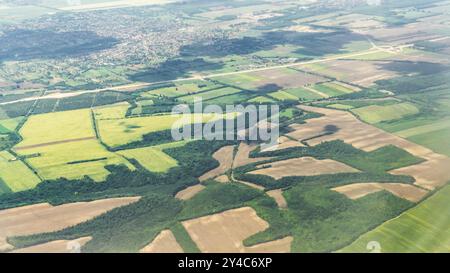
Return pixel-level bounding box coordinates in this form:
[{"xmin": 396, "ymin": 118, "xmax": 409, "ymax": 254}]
[{"xmin": 339, "ymin": 183, "xmax": 450, "ymax": 253}]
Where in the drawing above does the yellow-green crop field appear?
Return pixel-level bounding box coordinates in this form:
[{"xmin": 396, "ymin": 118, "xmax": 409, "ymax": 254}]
[
  {"xmin": 142, "ymin": 81, "xmax": 222, "ymax": 98},
  {"xmin": 268, "ymin": 90, "xmax": 298, "ymax": 101},
  {"xmin": 302, "ymin": 63, "xmax": 344, "ymax": 79},
  {"xmin": 351, "ymin": 102, "xmax": 420, "ymax": 124},
  {"xmin": 97, "ymin": 113, "xmax": 231, "ymax": 147},
  {"xmin": 347, "ymin": 50, "xmax": 396, "ymax": 61},
  {"xmin": 247, "ymin": 96, "xmax": 276, "ymax": 103},
  {"xmin": 212, "ymin": 73, "xmax": 262, "ymax": 90},
  {"xmin": 93, "ymin": 102, "xmax": 130, "ymax": 120},
  {"xmin": 284, "ymin": 87, "xmax": 325, "ymax": 100},
  {"xmin": 311, "ymin": 81, "xmax": 356, "ymax": 97},
  {"xmin": 117, "ymin": 141, "xmax": 188, "ymax": 173},
  {"xmin": 12, "ymin": 108, "xmax": 135, "ymax": 183},
  {"xmin": 16, "ymin": 109, "xmax": 95, "ymax": 148},
  {"xmin": 0, "ymin": 116, "xmax": 23, "ymax": 133},
  {"xmin": 395, "ymin": 119, "xmax": 450, "ymax": 138},
  {"xmin": 0, "ymin": 151, "xmax": 41, "ymax": 192},
  {"xmin": 341, "ymin": 185, "xmax": 450, "ymax": 253},
  {"xmin": 17, "ymin": 140, "xmax": 134, "ymax": 182},
  {"xmin": 178, "ymin": 87, "xmax": 242, "ymax": 103},
  {"xmin": 327, "ymin": 103, "xmax": 354, "ymax": 110}
]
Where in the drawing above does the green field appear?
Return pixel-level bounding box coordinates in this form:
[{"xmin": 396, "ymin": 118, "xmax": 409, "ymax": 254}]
[
  {"xmin": 178, "ymin": 87, "xmax": 242, "ymax": 103},
  {"xmin": 142, "ymin": 81, "xmax": 222, "ymax": 98},
  {"xmin": 394, "ymin": 119, "xmax": 450, "ymax": 138},
  {"xmin": 117, "ymin": 141, "xmax": 188, "ymax": 173},
  {"xmin": 351, "ymin": 102, "xmax": 420, "ymax": 124},
  {"xmin": 377, "ymin": 118, "xmax": 450, "ymax": 157},
  {"xmin": 16, "ymin": 109, "xmax": 95, "ymax": 148},
  {"xmin": 93, "ymin": 103, "xmax": 130, "ymax": 120},
  {"xmin": 312, "ymin": 82, "xmax": 356, "ymax": 97},
  {"xmin": 348, "ymin": 51, "xmax": 397, "ymax": 61},
  {"xmin": 97, "ymin": 113, "xmax": 232, "ymax": 147},
  {"xmin": 284, "ymin": 87, "xmax": 325, "ymax": 100},
  {"xmin": 326, "ymin": 103, "xmax": 354, "ymax": 110},
  {"xmin": 0, "ymin": 151, "xmax": 41, "ymax": 192},
  {"xmin": 205, "ymin": 93, "xmax": 254, "ymax": 104},
  {"xmin": 17, "ymin": 140, "xmax": 135, "ymax": 182},
  {"xmin": 13, "ymin": 108, "xmax": 135, "ymax": 182},
  {"xmin": 254, "ymin": 44, "xmax": 306, "ymax": 59},
  {"xmin": 0, "ymin": 117, "xmax": 23, "ymax": 133},
  {"xmin": 268, "ymin": 90, "xmax": 298, "ymax": 101},
  {"xmin": 408, "ymin": 127, "xmax": 450, "ymax": 157},
  {"xmin": 341, "ymin": 185, "xmax": 450, "ymax": 253},
  {"xmin": 247, "ymin": 96, "xmax": 276, "ymax": 103},
  {"xmin": 1, "ymin": 0, "xmax": 449, "ymax": 254},
  {"xmin": 212, "ymin": 73, "xmax": 262, "ymax": 90}
]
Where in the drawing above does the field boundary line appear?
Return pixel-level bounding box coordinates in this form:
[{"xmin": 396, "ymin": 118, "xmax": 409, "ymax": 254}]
[{"xmin": 14, "ymin": 137, "xmax": 96, "ymax": 151}]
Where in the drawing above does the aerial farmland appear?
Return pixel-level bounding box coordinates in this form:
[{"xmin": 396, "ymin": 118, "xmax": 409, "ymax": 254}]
[{"xmin": 0, "ymin": 0, "xmax": 449, "ymax": 255}]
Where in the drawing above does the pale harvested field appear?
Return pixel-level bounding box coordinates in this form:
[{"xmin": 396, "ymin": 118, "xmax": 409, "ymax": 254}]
[
  {"xmin": 332, "ymin": 183, "xmax": 429, "ymax": 203},
  {"xmin": 292, "ymin": 105, "xmax": 450, "ymax": 190},
  {"xmin": 285, "ymin": 25, "xmax": 330, "ymax": 33},
  {"xmin": 233, "ymin": 143, "xmax": 273, "ymax": 168},
  {"xmin": 358, "ymin": 22, "xmax": 441, "ymax": 44},
  {"xmin": 261, "ymin": 136, "xmax": 304, "ymax": 152},
  {"xmin": 215, "ymin": 175, "xmax": 230, "ymax": 183},
  {"xmin": 0, "ymin": 197, "xmax": 140, "ymax": 251},
  {"xmin": 175, "ymin": 184, "xmax": 206, "ymax": 201},
  {"xmin": 302, "ymin": 60, "xmax": 399, "ymax": 87},
  {"xmin": 140, "ymin": 230, "xmax": 183, "ymax": 253},
  {"xmin": 245, "ymin": 236, "xmax": 293, "ymax": 253},
  {"xmin": 0, "ymin": 237, "xmax": 12, "ymax": 252},
  {"xmin": 389, "ymin": 155, "xmax": 450, "ymax": 191},
  {"xmin": 266, "ymin": 189, "xmax": 287, "ymax": 209},
  {"xmin": 182, "ymin": 207, "xmax": 291, "ymax": 253},
  {"xmin": 249, "ymin": 157, "xmax": 359, "ymax": 180},
  {"xmin": 11, "ymin": 237, "xmax": 92, "ymax": 253},
  {"xmin": 199, "ymin": 146, "xmax": 234, "ymax": 181}
]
